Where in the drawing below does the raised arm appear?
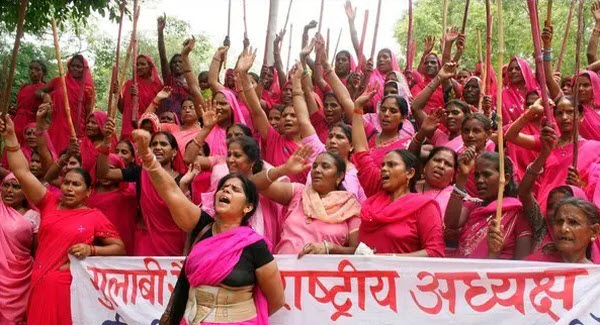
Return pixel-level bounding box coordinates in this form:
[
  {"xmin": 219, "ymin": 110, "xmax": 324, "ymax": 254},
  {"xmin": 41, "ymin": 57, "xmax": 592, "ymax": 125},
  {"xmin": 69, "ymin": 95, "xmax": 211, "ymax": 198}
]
[
  {"xmin": 208, "ymin": 47, "xmax": 228, "ymax": 93},
  {"xmin": 0, "ymin": 118, "xmax": 47, "ymax": 205},
  {"xmin": 344, "ymin": 1, "xmax": 362, "ymax": 60},
  {"xmin": 250, "ymin": 145, "xmax": 311, "ymax": 206},
  {"xmin": 133, "ymin": 129, "xmax": 201, "ymax": 232},
  {"xmin": 181, "ymin": 37, "xmax": 206, "ymax": 110},
  {"xmin": 444, "ymin": 147, "xmax": 475, "ymax": 232},
  {"xmin": 183, "ymin": 101, "xmax": 218, "ymax": 165},
  {"xmin": 273, "ymin": 30, "xmax": 289, "ymax": 88},
  {"xmin": 157, "ymin": 15, "xmax": 171, "ymax": 79},
  {"xmin": 290, "ymin": 62, "xmax": 316, "ymax": 138},
  {"xmin": 318, "ymin": 43, "xmax": 355, "ymax": 118},
  {"xmin": 96, "ymin": 119, "xmax": 125, "ymax": 181},
  {"xmin": 238, "ymin": 47, "xmax": 271, "ymax": 140},
  {"xmin": 441, "ymin": 27, "xmax": 458, "ymax": 64},
  {"xmin": 352, "ymin": 83, "xmax": 378, "ymax": 153},
  {"xmin": 145, "ymin": 86, "xmax": 172, "ymax": 114},
  {"xmin": 504, "ymin": 98, "xmax": 543, "ymax": 150},
  {"xmin": 541, "ymin": 26, "xmax": 562, "ymax": 100},
  {"xmin": 588, "ymin": 1, "xmax": 600, "ymax": 64},
  {"xmin": 35, "ymin": 103, "xmax": 55, "ymax": 172},
  {"xmin": 452, "ymin": 33, "xmax": 466, "ymax": 63},
  {"xmin": 300, "ymin": 38, "xmax": 319, "ymax": 116},
  {"xmin": 412, "ymin": 62, "xmax": 457, "ymax": 126}
]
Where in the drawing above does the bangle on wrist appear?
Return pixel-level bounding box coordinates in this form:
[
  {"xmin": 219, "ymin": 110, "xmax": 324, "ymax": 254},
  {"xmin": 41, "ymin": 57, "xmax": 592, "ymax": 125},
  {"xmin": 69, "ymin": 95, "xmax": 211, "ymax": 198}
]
[
  {"xmin": 4, "ymin": 144, "xmax": 20, "ymax": 152},
  {"xmin": 97, "ymin": 145, "xmax": 110, "ymax": 156},
  {"xmin": 324, "ymin": 68, "xmax": 334, "ymax": 78},
  {"xmin": 35, "ymin": 128, "xmax": 46, "ymax": 136},
  {"xmin": 265, "ymin": 167, "xmax": 275, "ymax": 183},
  {"xmin": 353, "ymin": 107, "xmax": 364, "ymax": 115},
  {"xmin": 213, "ymin": 57, "xmax": 222, "ymax": 62},
  {"xmin": 452, "ymin": 184, "xmax": 468, "ymax": 197},
  {"xmin": 292, "ymin": 90, "xmax": 304, "ymax": 97},
  {"xmin": 323, "ymin": 240, "xmax": 330, "ymax": 254}
]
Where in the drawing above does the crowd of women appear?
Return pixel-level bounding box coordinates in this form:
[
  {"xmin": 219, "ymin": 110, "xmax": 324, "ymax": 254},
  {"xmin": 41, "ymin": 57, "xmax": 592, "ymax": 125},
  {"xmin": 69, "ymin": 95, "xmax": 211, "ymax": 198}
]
[{"xmin": 2, "ymin": 1, "xmax": 600, "ymax": 324}]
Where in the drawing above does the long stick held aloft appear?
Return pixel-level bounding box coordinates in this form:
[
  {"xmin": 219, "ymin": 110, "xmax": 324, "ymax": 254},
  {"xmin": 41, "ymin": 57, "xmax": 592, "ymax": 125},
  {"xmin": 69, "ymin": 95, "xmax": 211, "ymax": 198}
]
[
  {"xmin": 131, "ymin": 0, "xmax": 140, "ymax": 124},
  {"xmin": 461, "ymin": 0, "xmax": 470, "ymax": 34},
  {"xmin": 108, "ymin": 0, "xmax": 126, "ymax": 119},
  {"xmin": 227, "ymin": 0, "xmax": 232, "ymax": 37},
  {"xmin": 556, "ymin": 0, "xmax": 576, "ymax": 72},
  {"xmin": 357, "ymin": 10, "xmax": 369, "ymax": 69},
  {"xmin": 527, "ymin": 0, "xmax": 552, "ymax": 123},
  {"xmin": 331, "ymin": 28, "xmax": 343, "ymax": 66},
  {"xmin": 1, "ymin": 0, "xmax": 28, "ymax": 118},
  {"xmin": 286, "ymin": 24, "xmax": 293, "ymax": 72},
  {"xmin": 243, "ymin": 0, "xmax": 248, "ymax": 39},
  {"xmin": 573, "ymin": 0, "xmax": 584, "ymax": 169},
  {"xmin": 318, "ymin": 0, "xmax": 325, "ymax": 33},
  {"xmin": 477, "ymin": 29, "xmax": 483, "ymax": 63},
  {"xmin": 545, "ymin": 0, "xmax": 552, "ymax": 26},
  {"xmin": 283, "ymin": 0, "xmax": 293, "ymax": 32},
  {"xmin": 263, "ymin": 0, "xmax": 274, "ymax": 64},
  {"xmin": 370, "ymin": 0, "xmax": 383, "ymax": 60},
  {"xmin": 495, "ymin": 0, "xmax": 505, "ymax": 224},
  {"xmin": 406, "ymin": 0, "xmax": 413, "ymax": 71},
  {"xmin": 50, "ymin": 18, "xmax": 77, "ymax": 139},
  {"xmin": 442, "ymin": 0, "xmax": 449, "ymax": 50}
]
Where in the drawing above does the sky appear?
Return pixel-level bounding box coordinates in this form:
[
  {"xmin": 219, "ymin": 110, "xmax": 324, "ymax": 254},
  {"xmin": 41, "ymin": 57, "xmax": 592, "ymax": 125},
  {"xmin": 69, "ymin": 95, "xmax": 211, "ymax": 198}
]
[{"xmin": 94, "ymin": 0, "xmax": 409, "ymax": 70}]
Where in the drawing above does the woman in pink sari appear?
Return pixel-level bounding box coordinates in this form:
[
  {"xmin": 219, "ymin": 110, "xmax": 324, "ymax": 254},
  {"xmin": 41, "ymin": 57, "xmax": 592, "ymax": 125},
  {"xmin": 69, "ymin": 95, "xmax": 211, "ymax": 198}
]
[
  {"xmin": 0, "ymin": 174, "xmax": 40, "ymax": 324},
  {"xmin": 97, "ymin": 125, "xmax": 187, "ymax": 256},
  {"xmin": 88, "ymin": 154, "xmax": 137, "ymax": 255},
  {"xmin": 127, "ymin": 129, "xmax": 284, "ymax": 325},
  {"xmin": 445, "ymin": 151, "xmax": 532, "ymax": 259},
  {"xmin": 350, "ymin": 88, "xmax": 444, "ymax": 256},
  {"xmin": 13, "ymin": 60, "xmax": 46, "ymax": 144},
  {"xmin": 0, "ymin": 117, "xmax": 125, "ymax": 325},
  {"xmin": 575, "ymin": 70, "xmax": 600, "ymax": 140},
  {"xmin": 80, "ymin": 111, "xmax": 117, "ymax": 173},
  {"xmin": 412, "ymin": 147, "xmax": 457, "ymax": 215},
  {"xmin": 501, "ymin": 57, "xmax": 539, "ymax": 124},
  {"xmin": 119, "ymin": 54, "xmax": 163, "ymax": 139},
  {"xmin": 35, "ymin": 54, "xmax": 95, "ymax": 152},
  {"xmin": 522, "ymin": 198, "xmax": 600, "ymax": 263}
]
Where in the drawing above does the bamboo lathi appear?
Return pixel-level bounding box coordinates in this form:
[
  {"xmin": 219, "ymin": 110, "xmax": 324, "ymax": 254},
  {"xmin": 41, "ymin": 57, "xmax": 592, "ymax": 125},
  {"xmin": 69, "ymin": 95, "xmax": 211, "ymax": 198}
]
[
  {"xmin": 406, "ymin": 0, "xmax": 413, "ymax": 71},
  {"xmin": 1, "ymin": 0, "xmax": 29, "ymax": 119},
  {"xmin": 461, "ymin": 0, "xmax": 470, "ymax": 34},
  {"xmin": 556, "ymin": 0, "xmax": 576, "ymax": 73},
  {"xmin": 494, "ymin": 0, "xmax": 505, "ymax": 224},
  {"xmin": 108, "ymin": 0, "xmax": 126, "ymax": 120},
  {"xmin": 130, "ymin": 0, "xmax": 140, "ymax": 126},
  {"xmin": 286, "ymin": 24, "xmax": 293, "ymax": 72},
  {"xmin": 317, "ymin": 0, "xmax": 325, "ymax": 34},
  {"xmin": 573, "ymin": 0, "xmax": 584, "ymax": 168},
  {"xmin": 370, "ymin": 0, "xmax": 383, "ymax": 60},
  {"xmin": 357, "ymin": 10, "xmax": 369, "ymax": 70},
  {"xmin": 50, "ymin": 18, "xmax": 77, "ymax": 139},
  {"xmin": 331, "ymin": 28, "xmax": 343, "ymax": 66}
]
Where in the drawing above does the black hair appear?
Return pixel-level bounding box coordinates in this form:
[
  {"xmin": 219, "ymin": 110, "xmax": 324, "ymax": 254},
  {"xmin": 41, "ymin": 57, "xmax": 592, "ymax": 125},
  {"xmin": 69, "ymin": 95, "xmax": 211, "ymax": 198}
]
[
  {"xmin": 181, "ymin": 96, "xmax": 195, "ymax": 107},
  {"xmin": 336, "ymin": 50, "xmax": 353, "ymax": 61},
  {"xmin": 70, "ymin": 54, "xmax": 84, "ymax": 66},
  {"xmin": 198, "ymin": 70, "xmax": 208, "ymax": 79},
  {"xmin": 117, "ymin": 139, "xmax": 136, "ymax": 158},
  {"xmin": 329, "ymin": 122, "xmax": 352, "ymax": 143},
  {"xmin": 185, "ymin": 139, "xmax": 210, "ymax": 157},
  {"xmin": 228, "ymin": 135, "xmax": 264, "ymax": 174},
  {"xmin": 424, "ymin": 146, "xmax": 458, "ymax": 171},
  {"xmin": 66, "ymin": 167, "xmax": 92, "ymax": 189},
  {"xmin": 226, "ymin": 123, "xmax": 253, "ymax": 138},
  {"xmin": 380, "ymin": 94, "xmax": 409, "ymax": 117},
  {"xmin": 554, "ymin": 197, "xmax": 600, "ymax": 226},
  {"xmin": 318, "ymin": 151, "xmax": 347, "ymax": 190},
  {"xmin": 59, "ymin": 148, "xmax": 82, "ymax": 165},
  {"xmin": 446, "ymin": 99, "xmax": 471, "ymax": 115},
  {"xmin": 477, "ymin": 151, "xmax": 518, "ymax": 197},
  {"xmin": 30, "ymin": 60, "xmax": 48, "ymax": 81},
  {"xmin": 249, "ymin": 72, "xmax": 260, "ymax": 83},
  {"xmin": 152, "ymin": 131, "xmax": 179, "ymax": 153},
  {"xmin": 555, "ymin": 94, "xmax": 584, "ymax": 114},
  {"xmin": 214, "ymin": 173, "xmax": 258, "ymax": 226},
  {"xmin": 386, "ymin": 149, "xmax": 419, "ymax": 192},
  {"xmin": 169, "ymin": 54, "xmax": 182, "ymax": 69},
  {"xmin": 323, "ymin": 91, "xmax": 338, "ymax": 103},
  {"xmin": 377, "ymin": 48, "xmax": 393, "ymax": 59},
  {"xmin": 276, "ymin": 105, "xmax": 287, "ymax": 113},
  {"xmin": 462, "ymin": 112, "xmax": 493, "ymax": 132}
]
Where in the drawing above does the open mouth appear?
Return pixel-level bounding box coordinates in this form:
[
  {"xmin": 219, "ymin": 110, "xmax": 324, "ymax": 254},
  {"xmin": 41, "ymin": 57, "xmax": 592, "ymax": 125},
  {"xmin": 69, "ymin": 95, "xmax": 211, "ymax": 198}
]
[
  {"xmin": 218, "ymin": 196, "xmax": 231, "ymax": 204},
  {"xmin": 557, "ymin": 235, "xmax": 573, "ymax": 242}
]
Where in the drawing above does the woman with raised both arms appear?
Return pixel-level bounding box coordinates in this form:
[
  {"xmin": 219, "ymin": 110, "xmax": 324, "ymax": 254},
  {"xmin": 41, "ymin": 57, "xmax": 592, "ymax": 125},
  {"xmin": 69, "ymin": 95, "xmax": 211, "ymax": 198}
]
[{"xmin": 0, "ymin": 116, "xmax": 124, "ymax": 325}]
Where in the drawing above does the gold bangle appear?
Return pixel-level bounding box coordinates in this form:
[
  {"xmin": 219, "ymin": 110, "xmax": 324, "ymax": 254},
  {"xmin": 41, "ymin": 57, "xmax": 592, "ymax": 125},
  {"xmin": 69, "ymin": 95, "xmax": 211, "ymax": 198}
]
[
  {"xmin": 291, "ymin": 91, "xmax": 304, "ymax": 97},
  {"xmin": 4, "ymin": 144, "xmax": 20, "ymax": 152},
  {"xmin": 213, "ymin": 57, "xmax": 222, "ymax": 62}
]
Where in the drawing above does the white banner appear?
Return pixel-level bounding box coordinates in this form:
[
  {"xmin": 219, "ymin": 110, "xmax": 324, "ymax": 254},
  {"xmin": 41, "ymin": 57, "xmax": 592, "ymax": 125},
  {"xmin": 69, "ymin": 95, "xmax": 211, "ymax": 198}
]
[{"xmin": 70, "ymin": 255, "xmax": 600, "ymax": 325}]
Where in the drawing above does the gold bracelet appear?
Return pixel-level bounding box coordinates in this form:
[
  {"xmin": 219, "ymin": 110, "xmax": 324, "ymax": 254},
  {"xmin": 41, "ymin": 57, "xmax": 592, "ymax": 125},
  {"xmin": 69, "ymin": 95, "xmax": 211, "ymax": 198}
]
[
  {"xmin": 4, "ymin": 144, "xmax": 20, "ymax": 152},
  {"xmin": 292, "ymin": 91, "xmax": 304, "ymax": 97}
]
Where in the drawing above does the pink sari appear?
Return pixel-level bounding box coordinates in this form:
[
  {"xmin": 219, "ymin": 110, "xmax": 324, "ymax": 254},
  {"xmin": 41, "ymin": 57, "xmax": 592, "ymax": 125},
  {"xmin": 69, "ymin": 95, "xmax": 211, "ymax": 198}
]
[
  {"xmin": 367, "ymin": 136, "xmax": 411, "ymax": 168},
  {"xmin": 80, "ymin": 111, "xmax": 117, "ymax": 173},
  {"xmin": 28, "ymin": 191, "xmax": 119, "ymax": 325},
  {"xmin": 260, "ymin": 67, "xmax": 281, "ymax": 109},
  {"xmin": 2, "ymin": 123, "xmax": 57, "ymax": 168},
  {"xmin": 365, "ymin": 49, "xmax": 400, "ymax": 110},
  {"xmin": 121, "ymin": 55, "xmax": 163, "ymax": 139},
  {"xmin": 205, "ymin": 89, "xmax": 252, "ymax": 156},
  {"xmin": 501, "ymin": 57, "xmax": 539, "ymax": 124},
  {"xmin": 457, "ymin": 198, "xmax": 531, "ymax": 259},
  {"xmin": 411, "ymin": 54, "xmax": 444, "ymax": 113},
  {"xmin": 88, "ymin": 154, "xmax": 137, "ymax": 255},
  {"xmin": 474, "ymin": 62, "xmax": 498, "ymax": 98},
  {"xmin": 577, "ymin": 71, "xmax": 600, "ymax": 141},
  {"xmin": 173, "ymin": 127, "xmax": 202, "ymax": 156},
  {"xmin": 423, "ymin": 185, "xmax": 453, "ymax": 218},
  {"xmin": 0, "ymin": 174, "xmax": 39, "ymax": 324},
  {"xmin": 13, "ymin": 82, "xmax": 45, "ymax": 144},
  {"xmin": 505, "ymin": 122, "xmax": 540, "ymax": 182},
  {"xmin": 182, "ymin": 226, "xmax": 270, "ymax": 325},
  {"xmin": 47, "ymin": 56, "xmax": 95, "ymax": 153}
]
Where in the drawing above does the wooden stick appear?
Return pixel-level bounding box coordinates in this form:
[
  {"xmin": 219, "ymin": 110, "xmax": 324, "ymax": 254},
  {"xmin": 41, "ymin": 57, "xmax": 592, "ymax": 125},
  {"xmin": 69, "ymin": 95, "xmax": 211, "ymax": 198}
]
[
  {"xmin": 1, "ymin": 0, "xmax": 28, "ymax": 118},
  {"xmin": 282, "ymin": 0, "xmax": 293, "ymax": 32},
  {"xmin": 357, "ymin": 10, "xmax": 369, "ymax": 69},
  {"xmin": 406, "ymin": 0, "xmax": 413, "ymax": 71},
  {"xmin": 263, "ymin": 0, "xmax": 274, "ymax": 64},
  {"xmin": 461, "ymin": 0, "xmax": 470, "ymax": 34},
  {"xmin": 573, "ymin": 0, "xmax": 584, "ymax": 169},
  {"xmin": 556, "ymin": 0, "xmax": 576, "ymax": 73},
  {"xmin": 227, "ymin": 0, "xmax": 232, "ymax": 37},
  {"xmin": 495, "ymin": 0, "xmax": 505, "ymax": 224},
  {"xmin": 370, "ymin": 0, "xmax": 383, "ymax": 60},
  {"xmin": 50, "ymin": 18, "xmax": 77, "ymax": 139},
  {"xmin": 131, "ymin": 0, "xmax": 140, "ymax": 125},
  {"xmin": 318, "ymin": 0, "xmax": 325, "ymax": 34},
  {"xmin": 483, "ymin": 15, "xmax": 493, "ymax": 96},
  {"xmin": 326, "ymin": 28, "xmax": 330, "ymax": 59},
  {"xmin": 108, "ymin": 0, "xmax": 126, "ymax": 119},
  {"xmin": 527, "ymin": 0, "xmax": 552, "ymax": 123},
  {"xmin": 331, "ymin": 28, "xmax": 343, "ymax": 66},
  {"xmin": 118, "ymin": 41, "xmax": 133, "ymax": 90},
  {"xmin": 286, "ymin": 24, "xmax": 293, "ymax": 72},
  {"xmin": 442, "ymin": 0, "xmax": 449, "ymax": 50},
  {"xmin": 0, "ymin": 56, "xmax": 9, "ymax": 110},
  {"xmin": 408, "ymin": 38, "xmax": 416, "ymax": 72},
  {"xmin": 243, "ymin": 0, "xmax": 248, "ymax": 39},
  {"xmin": 545, "ymin": 0, "xmax": 552, "ymax": 27},
  {"xmin": 477, "ymin": 29, "xmax": 483, "ymax": 63}
]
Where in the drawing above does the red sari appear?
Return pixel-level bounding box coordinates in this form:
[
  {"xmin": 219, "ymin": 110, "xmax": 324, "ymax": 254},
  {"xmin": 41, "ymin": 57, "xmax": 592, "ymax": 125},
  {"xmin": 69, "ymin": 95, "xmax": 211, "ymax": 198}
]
[
  {"xmin": 121, "ymin": 55, "xmax": 163, "ymax": 140},
  {"xmin": 13, "ymin": 82, "xmax": 45, "ymax": 144},
  {"xmin": 501, "ymin": 57, "xmax": 539, "ymax": 124},
  {"xmin": 27, "ymin": 191, "xmax": 119, "ymax": 325},
  {"xmin": 354, "ymin": 151, "xmax": 444, "ymax": 256},
  {"xmin": 261, "ymin": 66, "xmax": 281, "ymax": 109},
  {"xmin": 457, "ymin": 198, "xmax": 532, "ymax": 259},
  {"xmin": 47, "ymin": 57, "xmax": 95, "ymax": 153},
  {"xmin": 80, "ymin": 111, "xmax": 117, "ymax": 173},
  {"xmin": 411, "ymin": 54, "xmax": 444, "ymax": 114},
  {"xmin": 577, "ymin": 71, "xmax": 600, "ymax": 141}
]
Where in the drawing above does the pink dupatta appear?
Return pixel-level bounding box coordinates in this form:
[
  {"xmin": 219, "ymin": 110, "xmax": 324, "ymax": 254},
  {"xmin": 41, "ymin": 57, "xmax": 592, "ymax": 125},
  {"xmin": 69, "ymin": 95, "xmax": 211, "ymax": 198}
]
[
  {"xmin": 80, "ymin": 111, "xmax": 117, "ymax": 173},
  {"xmin": 205, "ymin": 89, "xmax": 252, "ymax": 156},
  {"xmin": 501, "ymin": 57, "xmax": 539, "ymax": 124},
  {"xmin": 411, "ymin": 54, "xmax": 444, "ymax": 113},
  {"xmin": 184, "ymin": 226, "xmax": 271, "ymax": 325},
  {"xmin": 365, "ymin": 49, "xmax": 400, "ymax": 110},
  {"xmin": 261, "ymin": 66, "xmax": 281, "ymax": 109},
  {"xmin": 13, "ymin": 82, "xmax": 45, "ymax": 144},
  {"xmin": 577, "ymin": 71, "xmax": 600, "ymax": 141}
]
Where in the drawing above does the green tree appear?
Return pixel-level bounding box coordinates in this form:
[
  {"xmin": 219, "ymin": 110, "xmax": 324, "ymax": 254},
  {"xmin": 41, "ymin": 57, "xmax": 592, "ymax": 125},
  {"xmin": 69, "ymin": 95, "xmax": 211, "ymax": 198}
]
[{"xmin": 394, "ymin": 0, "xmax": 592, "ymax": 75}]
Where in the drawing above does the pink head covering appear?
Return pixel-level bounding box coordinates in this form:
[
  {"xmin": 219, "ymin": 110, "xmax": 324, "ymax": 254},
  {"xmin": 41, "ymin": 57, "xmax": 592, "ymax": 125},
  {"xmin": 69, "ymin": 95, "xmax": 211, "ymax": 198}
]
[
  {"xmin": 417, "ymin": 53, "xmax": 442, "ymax": 78},
  {"xmin": 336, "ymin": 50, "xmax": 357, "ymax": 73},
  {"xmin": 368, "ymin": 49, "xmax": 401, "ymax": 109},
  {"xmin": 261, "ymin": 66, "xmax": 281, "ymax": 108},
  {"xmin": 508, "ymin": 57, "xmax": 539, "ymax": 92},
  {"xmin": 218, "ymin": 88, "xmax": 252, "ymax": 131},
  {"xmin": 578, "ymin": 70, "xmax": 600, "ymax": 108},
  {"xmin": 473, "ymin": 63, "xmax": 498, "ymax": 97},
  {"xmin": 137, "ymin": 54, "xmax": 162, "ymax": 89},
  {"xmin": 138, "ymin": 112, "xmax": 161, "ymax": 132}
]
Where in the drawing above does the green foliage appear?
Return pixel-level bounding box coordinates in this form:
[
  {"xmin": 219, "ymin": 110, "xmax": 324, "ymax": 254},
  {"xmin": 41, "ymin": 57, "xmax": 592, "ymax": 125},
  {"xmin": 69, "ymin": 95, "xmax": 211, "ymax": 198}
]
[
  {"xmin": 394, "ymin": 0, "xmax": 592, "ymax": 75},
  {"xmin": 0, "ymin": 0, "xmax": 125, "ymax": 35}
]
